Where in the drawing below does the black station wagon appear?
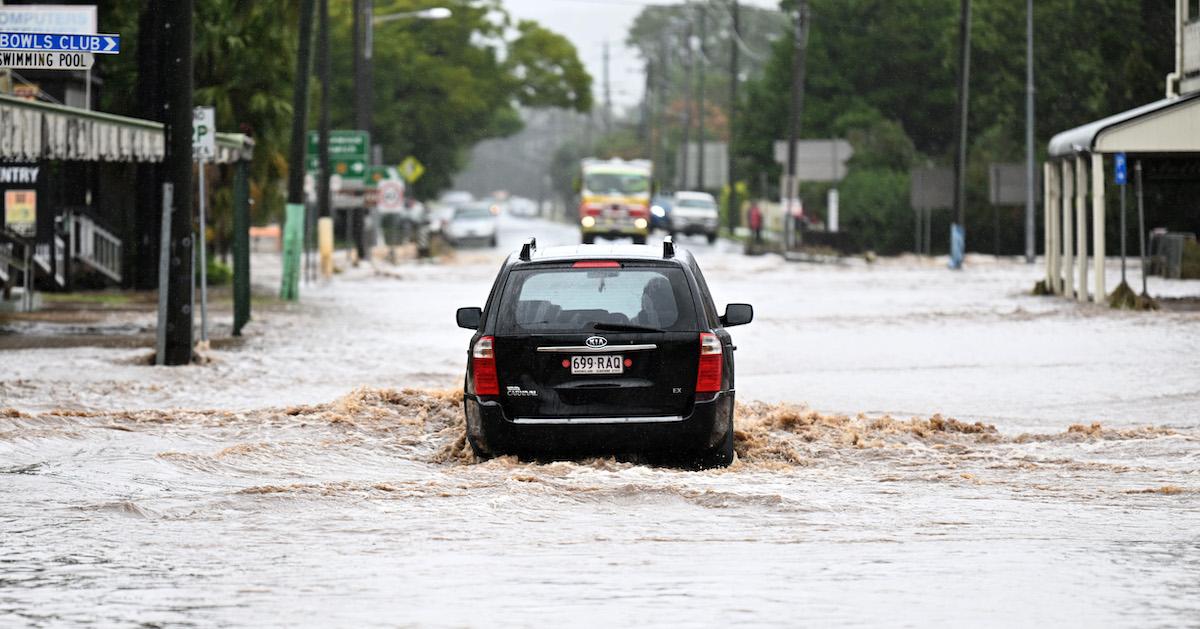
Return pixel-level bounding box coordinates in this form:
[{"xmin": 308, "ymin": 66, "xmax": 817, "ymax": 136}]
[{"xmin": 455, "ymin": 237, "xmax": 753, "ymax": 468}]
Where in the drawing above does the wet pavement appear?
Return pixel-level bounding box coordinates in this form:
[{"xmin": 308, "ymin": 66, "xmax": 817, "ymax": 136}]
[{"xmin": 2, "ymin": 214, "xmax": 1199, "ymax": 626}]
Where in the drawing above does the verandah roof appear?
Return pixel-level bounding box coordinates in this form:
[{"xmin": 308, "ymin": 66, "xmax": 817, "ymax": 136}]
[
  {"xmin": 0, "ymin": 94, "xmax": 252, "ymax": 164},
  {"xmin": 1047, "ymin": 92, "xmax": 1200, "ymax": 158}
]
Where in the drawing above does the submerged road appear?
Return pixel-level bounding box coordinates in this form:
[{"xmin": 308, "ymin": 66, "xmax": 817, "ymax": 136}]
[{"xmin": 2, "ymin": 213, "xmax": 1198, "ymax": 626}]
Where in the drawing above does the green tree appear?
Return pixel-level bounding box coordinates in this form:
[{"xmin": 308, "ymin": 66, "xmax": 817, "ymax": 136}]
[
  {"xmin": 328, "ymin": 0, "xmax": 591, "ymax": 197},
  {"xmin": 734, "ymin": 0, "xmax": 1174, "ymax": 254}
]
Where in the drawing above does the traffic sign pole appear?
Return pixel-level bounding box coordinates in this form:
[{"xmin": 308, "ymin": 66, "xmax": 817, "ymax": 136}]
[
  {"xmin": 1115, "ymin": 153, "xmax": 1128, "ymax": 284},
  {"xmin": 198, "ymin": 158, "xmax": 208, "ymax": 343},
  {"xmin": 1136, "ymin": 160, "xmax": 1147, "ymax": 297}
]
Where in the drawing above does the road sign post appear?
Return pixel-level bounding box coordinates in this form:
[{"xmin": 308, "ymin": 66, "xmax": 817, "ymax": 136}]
[
  {"xmin": 1115, "ymin": 153, "xmax": 1128, "ymax": 284},
  {"xmin": 192, "ymin": 107, "xmax": 215, "ymax": 344}
]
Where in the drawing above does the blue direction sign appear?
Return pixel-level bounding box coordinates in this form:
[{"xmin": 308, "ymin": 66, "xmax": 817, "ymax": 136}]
[
  {"xmin": 1114, "ymin": 152, "xmax": 1128, "ymax": 186},
  {"xmin": 0, "ymin": 32, "xmax": 120, "ymax": 54}
]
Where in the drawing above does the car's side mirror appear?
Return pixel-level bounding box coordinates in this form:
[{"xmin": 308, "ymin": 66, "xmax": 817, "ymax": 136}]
[
  {"xmin": 456, "ymin": 307, "xmax": 482, "ymax": 330},
  {"xmin": 720, "ymin": 303, "xmax": 753, "ymax": 327}
]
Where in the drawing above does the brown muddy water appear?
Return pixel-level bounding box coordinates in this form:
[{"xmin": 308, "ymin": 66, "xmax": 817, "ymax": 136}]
[{"xmin": 2, "ymin": 388, "xmax": 1197, "ymax": 627}]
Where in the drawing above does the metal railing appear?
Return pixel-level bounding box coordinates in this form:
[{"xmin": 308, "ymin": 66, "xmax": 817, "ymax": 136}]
[
  {"xmin": 0, "ymin": 242, "xmax": 12, "ymax": 283},
  {"xmin": 34, "ymin": 242, "xmax": 52, "ymax": 275},
  {"xmin": 72, "ymin": 213, "xmax": 123, "ymax": 283}
]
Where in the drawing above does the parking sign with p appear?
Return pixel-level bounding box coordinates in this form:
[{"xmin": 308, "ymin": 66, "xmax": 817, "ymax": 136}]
[{"xmin": 193, "ymin": 107, "xmax": 215, "ymax": 160}]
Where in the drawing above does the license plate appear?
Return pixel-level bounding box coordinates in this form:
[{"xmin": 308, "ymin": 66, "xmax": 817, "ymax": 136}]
[{"xmin": 571, "ymin": 354, "xmax": 623, "ymax": 374}]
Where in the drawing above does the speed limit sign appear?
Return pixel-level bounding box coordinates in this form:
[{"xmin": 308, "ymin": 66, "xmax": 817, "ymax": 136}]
[{"xmin": 378, "ymin": 179, "xmax": 405, "ymax": 211}]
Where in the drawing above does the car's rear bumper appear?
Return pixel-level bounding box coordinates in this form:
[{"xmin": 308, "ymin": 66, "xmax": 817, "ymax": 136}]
[
  {"xmin": 447, "ymin": 233, "xmax": 496, "ymax": 245},
  {"xmin": 464, "ymin": 391, "xmax": 734, "ymax": 458},
  {"xmin": 672, "ymin": 219, "xmax": 718, "ymax": 234}
]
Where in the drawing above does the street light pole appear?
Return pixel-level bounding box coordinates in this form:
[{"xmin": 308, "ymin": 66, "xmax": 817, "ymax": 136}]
[
  {"xmin": 1024, "ymin": 0, "xmax": 1036, "ymax": 264},
  {"xmin": 362, "ymin": 8, "xmax": 452, "ymax": 142},
  {"xmin": 727, "ymin": 0, "xmax": 740, "ymax": 233},
  {"xmin": 680, "ymin": 22, "xmax": 693, "ymax": 190},
  {"xmin": 786, "ymin": 1, "xmax": 810, "ymax": 250},
  {"xmin": 287, "ymin": 0, "xmax": 314, "ymax": 206}
]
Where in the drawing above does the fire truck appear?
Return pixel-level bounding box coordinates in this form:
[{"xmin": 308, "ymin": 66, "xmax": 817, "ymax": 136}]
[{"xmin": 578, "ymin": 158, "xmax": 652, "ymax": 245}]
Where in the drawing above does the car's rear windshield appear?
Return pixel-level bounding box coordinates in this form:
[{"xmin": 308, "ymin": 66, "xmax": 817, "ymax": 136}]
[
  {"xmin": 455, "ymin": 206, "xmax": 493, "ymax": 219},
  {"xmin": 676, "ymin": 198, "xmax": 716, "ymax": 209},
  {"xmin": 497, "ymin": 265, "xmax": 697, "ymax": 334}
]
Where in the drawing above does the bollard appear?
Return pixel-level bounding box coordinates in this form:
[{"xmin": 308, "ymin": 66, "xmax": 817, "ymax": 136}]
[
  {"xmin": 280, "ymin": 203, "xmax": 304, "ymax": 300},
  {"xmin": 318, "ymin": 217, "xmax": 334, "ymax": 278}
]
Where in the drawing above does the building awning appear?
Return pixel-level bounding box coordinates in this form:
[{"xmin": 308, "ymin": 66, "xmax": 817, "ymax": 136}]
[
  {"xmin": 214, "ymin": 133, "xmax": 255, "ymax": 163},
  {"xmin": 0, "ymin": 94, "xmax": 253, "ymax": 164},
  {"xmin": 1048, "ymin": 93, "xmax": 1200, "ymax": 158}
]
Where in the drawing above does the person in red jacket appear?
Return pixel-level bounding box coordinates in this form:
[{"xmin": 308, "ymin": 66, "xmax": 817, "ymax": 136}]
[{"xmin": 748, "ymin": 202, "xmax": 763, "ymax": 244}]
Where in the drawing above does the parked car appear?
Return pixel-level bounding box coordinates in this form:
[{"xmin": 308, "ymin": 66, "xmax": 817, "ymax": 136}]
[
  {"xmin": 649, "ymin": 194, "xmax": 673, "ymax": 232},
  {"xmin": 508, "ymin": 196, "xmax": 539, "ymax": 217},
  {"xmin": 438, "ymin": 190, "xmax": 474, "ymax": 208},
  {"xmin": 670, "ymin": 191, "xmax": 720, "ymax": 244},
  {"xmin": 455, "ymin": 237, "xmax": 753, "ymax": 468},
  {"xmin": 444, "ymin": 202, "xmax": 498, "ymax": 247}
]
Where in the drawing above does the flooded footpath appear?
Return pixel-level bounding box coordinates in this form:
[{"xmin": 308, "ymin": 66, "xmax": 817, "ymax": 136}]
[{"xmin": 2, "ymin": 217, "xmax": 1199, "ymax": 626}]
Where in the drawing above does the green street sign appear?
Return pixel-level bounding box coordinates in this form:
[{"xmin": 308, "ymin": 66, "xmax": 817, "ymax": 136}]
[
  {"xmin": 307, "ymin": 130, "xmax": 368, "ymax": 158},
  {"xmin": 307, "ymin": 156, "xmax": 366, "ymax": 176},
  {"xmin": 398, "ymin": 155, "xmax": 425, "ymax": 183},
  {"xmin": 306, "ymin": 130, "xmax": 369, "ymax": 180},
  {"xmin": 364, "ymin": 165, "xmax": 393, "ymax": 187}
]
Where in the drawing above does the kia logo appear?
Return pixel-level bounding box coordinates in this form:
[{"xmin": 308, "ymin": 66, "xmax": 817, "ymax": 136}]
[{"xmin": 585, "ymin": 336, "xmax": 608, "ymax": 349}]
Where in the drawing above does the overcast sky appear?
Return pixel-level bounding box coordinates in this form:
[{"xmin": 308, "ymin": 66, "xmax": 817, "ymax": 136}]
[{"xmin": 501, "ymin": 0, "xmax": 782, "ymax": 113}]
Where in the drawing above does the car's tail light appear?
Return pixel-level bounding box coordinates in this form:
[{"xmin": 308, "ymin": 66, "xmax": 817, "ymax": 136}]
[
  {"xmin": 472, "ymin": 335, "xmax": 499, "ymax": 396},
  {"xmin": 573, "ymin": 260, "xmax": 620, "ymax": 268},
  {"xmin": 581, "ymin": 203, "xmax": 603, "ymax": 217},
  {"xmin": 695, "ymin": 332, "xmax": 723, "ymax": 393},
  {"xmin": 627, "ymin": 205, "xmax": 648, "ymax": 218}
]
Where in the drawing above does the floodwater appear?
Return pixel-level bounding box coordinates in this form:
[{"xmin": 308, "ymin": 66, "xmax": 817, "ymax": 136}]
[{"xmin": 3, "ymin": 215, "xmax": 1199, "ymax": 626}]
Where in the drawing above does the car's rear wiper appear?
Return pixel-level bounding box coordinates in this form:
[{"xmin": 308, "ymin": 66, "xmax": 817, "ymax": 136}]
[{"xmin": 589, "ymin": 322, "xmax": 664, "ymax": 333}]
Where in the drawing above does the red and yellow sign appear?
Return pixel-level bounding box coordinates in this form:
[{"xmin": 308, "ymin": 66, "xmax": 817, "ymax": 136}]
[{"xmin": 4, "ymin": 189, "xmax": 36, "ymax": 237}]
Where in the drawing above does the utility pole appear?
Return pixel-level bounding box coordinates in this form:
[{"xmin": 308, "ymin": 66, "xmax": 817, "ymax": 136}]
[
  {"xmin": 681, "ymin": 23, "xmax": 694, "ymax": 189},
  {"xmin": 133, "ymin": 5, "xmax": 164, "ymax": 290},
  {"xmin": 287, "ymin": 0, "xmax": 314, "ymax": 207},
  {"xmin": 1024, "ymin": 0, "xmax": 1036, "ymax": 263},
  {"xmin": 603, "ymin": 41, "xmax": 612, "ymax": 135},
  {"xmin": 283, "ymin": 0, "xmax": 314, "ymax": 296},
  {"xmin": 351, "ymin": 0, "xmax": 371, "ymax": 262},
  {"xmin": 656, "ymin": 37, "xmax": 670, "ymax": 190},
  {"xmin": 696, "ymin": 4, "xmax": 707, "ymax": 191},
  {"xmin": 353, "ymin": 0, "xmax": 373, "ymax": 132},
  {"xmin": 951, "ymin": 0, "xmax": 972, "ymax": 269},
  {"xmin": 727, "ymin": 0, "xmax": 740, "ymax": 232},
  {"xmin": 160, "ymin": 0, "xmax": 194, "ymax": 365},
  {"xmin": 317, "ymin": 0, "xmax": 333, "ymax": 277},
  {"xmin": 643, "ymin": 59, "xmax": 654, "ymax": 161},
  {"xmin": 786, "ymin": 0, "xmax": 810, "ymax": 249}
]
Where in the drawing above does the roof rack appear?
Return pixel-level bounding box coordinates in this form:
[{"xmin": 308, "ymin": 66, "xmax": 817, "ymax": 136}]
[
  {"xmin": 519, "ymin": 237, "xmax": 537, "ymax": 261},
  {"xmin": 662, "ymin": 235, "xmax": 675, "ymax": 259}
]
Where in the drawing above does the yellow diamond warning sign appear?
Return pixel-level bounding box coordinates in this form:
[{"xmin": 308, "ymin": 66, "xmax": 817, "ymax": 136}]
[{"xmin": 398, "ymin": 156, "xmax": 425, "ymax": 183}]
